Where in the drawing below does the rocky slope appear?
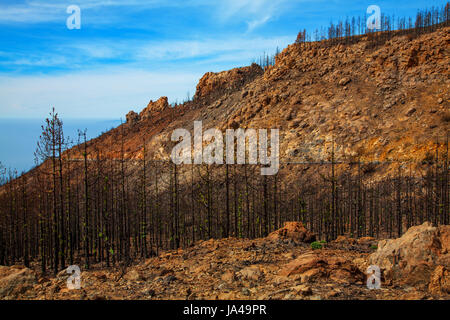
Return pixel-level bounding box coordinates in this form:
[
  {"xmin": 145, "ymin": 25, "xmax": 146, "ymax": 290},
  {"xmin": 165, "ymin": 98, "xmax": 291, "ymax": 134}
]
[
  {"xmin": 14, "ymin": 27, "xmax": 446, "ymax": 193},
  {"xmin": 69, "ymin": 27, "xmax": 449, "ymax": 175},
  {"xmin": 1, "ymin": 222, "xmax": 448, "ymax": 300}
]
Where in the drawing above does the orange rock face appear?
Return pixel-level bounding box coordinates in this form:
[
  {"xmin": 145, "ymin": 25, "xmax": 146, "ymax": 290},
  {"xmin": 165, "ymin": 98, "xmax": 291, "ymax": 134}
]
[
  {"xmin": 140, "ymin": 96, "xmax": 170, "ymax": 119},
  {"xmin": 194, "ymin": 64, "xmax": 262, "ymax": 102},
  {"xmin": 278, "ymin": 252, "xmax": 364, "ymax": 285}
]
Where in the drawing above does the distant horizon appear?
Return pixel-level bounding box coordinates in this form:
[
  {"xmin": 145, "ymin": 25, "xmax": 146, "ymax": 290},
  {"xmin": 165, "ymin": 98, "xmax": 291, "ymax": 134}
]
[{"xmin": 0, "ymin": 118, "xmax": 122, "ymax": 173}]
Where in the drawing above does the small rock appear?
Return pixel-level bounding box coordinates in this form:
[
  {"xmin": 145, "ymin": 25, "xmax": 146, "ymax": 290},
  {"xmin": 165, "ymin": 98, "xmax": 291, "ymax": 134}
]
[
  {"xmin": 239, "ymin": 266, "xmax": 262, "ymax": 281},
  {"xmin": 241, "ymin": 288, "xmax": 251, "ymax": 296},
  {"xmin": 326, "ymin": 289, "xmax": 341, "ymax": 298},
  {"xmin": 145, "ymin": 289, "xmax": 156, "ymax": 297},
  {"xmin": 293, "ymin": 285, "xmax": 313, "ymax": 296},
  {"xmin": 405, "ymin": 107, "xmax": 417, "ymax": 117},
  {"xmin": 124, "ymin": 270, "xmax": 142, "ymax": 282},
  {"xmin": 290, "ymin": 96, "xmax": 302, "ymax": 105},
  {"xmin": 284, "ymin": 293, "xmax": 294, "ymax": 299},
  {"xmin": 217, "ymin": 283, "xmax": 227, "ymax": 290},
  {"xmin": 339, "ymin": 77, "xmax": 351, "ymax": 86},
  {"xmin": 221, "ymin": 271, "xmax": 237, "ymax": 283},
  {"xmin": 163, "ymin": 275, "xmax": 177, "ymax": 285}
]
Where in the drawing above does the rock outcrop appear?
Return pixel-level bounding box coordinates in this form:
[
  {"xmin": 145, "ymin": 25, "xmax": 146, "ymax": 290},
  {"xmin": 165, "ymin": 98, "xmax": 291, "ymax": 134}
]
[
  {"xmin": 194, "ymin": 64, "xmax": 262, "ymax": 102},
  {"xmin": 126, "ymin": 110, "xmax": 140, "ymax": 125},
  {"xmin": 140, "ymin": 96, "xmax": 170, "ymax": 120},
  {"xmin": 368, "ymin": 222, "xmax": 449, "ymax": 291}
]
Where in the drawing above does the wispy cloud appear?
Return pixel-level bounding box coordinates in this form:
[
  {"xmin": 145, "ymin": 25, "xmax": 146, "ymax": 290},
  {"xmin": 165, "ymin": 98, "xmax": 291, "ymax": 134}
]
[
  {"xmin": 9, "ymin": 56, "xmax": 69, "ymax": 67},
  {"xmin": 0, "ymin": 68, "xmax": 203, "ymax": 118},
  {"xmin": 135, "ymin": 36, "xmax": 292, "ymax": 61},
  {"xmin": 0, "ymin": 0, "xmax": 290, "ymax": 29},
  {"xmin": 0, "ymin": 4, "xmax": 61, "ymax": 23},
  {"xmin": 246, "ymin": 15, "xmax": 272, "ymax": 32},
  {"xmin": 217, "ymin": 0, "xmax": 289, "ymax": 31},
  {"xmin": 0, "ymin": 36, "xmax": 292, "ymax": 70},
  {"xmin": 0, "ymin": 0, "xmax": 208, "ymax": 24}
]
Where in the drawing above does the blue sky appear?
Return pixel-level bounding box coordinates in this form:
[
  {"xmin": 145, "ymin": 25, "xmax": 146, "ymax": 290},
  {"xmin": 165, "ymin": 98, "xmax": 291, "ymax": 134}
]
[{"xmin": 0, "ymin": 0, "xmax": 447, "ymax": 120}]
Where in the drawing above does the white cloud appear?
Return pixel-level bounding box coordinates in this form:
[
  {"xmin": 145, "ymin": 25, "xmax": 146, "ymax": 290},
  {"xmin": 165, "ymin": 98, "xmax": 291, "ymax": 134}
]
[{"xmin": 0, "ymin": 68, "xmax": 202, "ymax": 119}]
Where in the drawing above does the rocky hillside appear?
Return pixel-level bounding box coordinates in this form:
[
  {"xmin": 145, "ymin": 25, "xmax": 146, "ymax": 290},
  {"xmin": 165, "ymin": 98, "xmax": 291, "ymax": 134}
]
[
  {"xmin": 0, "ymin": 26, "xmax": 448, "ymax": 296},
  {"xmin": 1, "ymin": 222, "xmax": 448, "ymax": 300},
  {"xmin": 69, "ymin": 27, "xmax": 449, "ymax": 177}
]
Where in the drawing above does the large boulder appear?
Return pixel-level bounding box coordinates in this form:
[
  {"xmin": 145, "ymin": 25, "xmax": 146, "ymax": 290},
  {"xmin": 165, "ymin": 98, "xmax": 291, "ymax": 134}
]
[
  {"xmin": 0, "ymin": 265, "xmax": 37, "ymax": 298},
  {"xmin": 267, "ymin": 222, "xmax": 316, "ymax": 243},
  {"xmin": 279, "ymin": 252, "xmax": 364, "ymax": 284},
  {"xmin": 368, "ymin": 222, "xmax": 449, "ymax": 291}
]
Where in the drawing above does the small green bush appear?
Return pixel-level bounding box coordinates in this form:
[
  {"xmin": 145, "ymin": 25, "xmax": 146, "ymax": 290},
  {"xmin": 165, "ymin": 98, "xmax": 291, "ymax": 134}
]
[
  {"xmin": 319, "ymin": 240, "xmax": 327, "ymax": 244},
  {"xmin": 370, "ymin": 245, "xmax": 378, "ymax": 250},
  {"xmin": 310, "ymin": 242, "xmax": 323, "ymax": 250}
]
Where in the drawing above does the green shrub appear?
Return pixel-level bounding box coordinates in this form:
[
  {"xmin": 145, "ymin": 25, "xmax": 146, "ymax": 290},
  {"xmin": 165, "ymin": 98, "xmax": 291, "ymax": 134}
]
[
  {"xmin": 310, "ymin": 241, "xmax": 323, "ymax": 250},
  {"xmin": 370, "ymin": 245, "xmax": 378, "ymax": 250}
]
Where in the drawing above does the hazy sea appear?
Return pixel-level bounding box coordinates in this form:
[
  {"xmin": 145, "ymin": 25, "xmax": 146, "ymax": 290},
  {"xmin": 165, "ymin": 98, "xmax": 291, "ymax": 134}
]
[{"xmin": 0, "ymin": 118, "xmax": 121, "ymax": 174}]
